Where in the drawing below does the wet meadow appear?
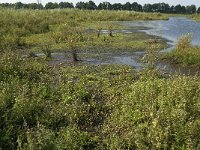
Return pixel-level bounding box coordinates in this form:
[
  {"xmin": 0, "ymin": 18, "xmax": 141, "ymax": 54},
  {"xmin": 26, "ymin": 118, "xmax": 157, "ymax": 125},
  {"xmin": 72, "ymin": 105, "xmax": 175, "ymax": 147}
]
[{"xmin": 0, "ymin": 8, "xmax": 200, "ymax": 149}]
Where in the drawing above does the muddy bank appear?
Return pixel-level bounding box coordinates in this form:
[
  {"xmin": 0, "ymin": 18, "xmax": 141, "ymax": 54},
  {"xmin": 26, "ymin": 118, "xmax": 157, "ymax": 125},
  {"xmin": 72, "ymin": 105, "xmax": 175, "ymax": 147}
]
[
  {"xmin": 159, "ymin": 59, "xmax": 200, "ymax": 76},
  {"xmin": 34, "ymin": 51, "xmax": 199, "ymax": 76},
  {"xmin": 33, "ymin": 17, "xmax": 200, "ymax": 76}
]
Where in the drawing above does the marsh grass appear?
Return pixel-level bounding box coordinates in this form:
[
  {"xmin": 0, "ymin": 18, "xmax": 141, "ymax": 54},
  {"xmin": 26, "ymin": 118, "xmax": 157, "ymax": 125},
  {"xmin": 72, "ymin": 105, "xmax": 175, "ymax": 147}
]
[
  {"xmin": 0, "ymin": 50, "xmax": 200, "ymax": 149},
  {"xmin": 41, "ymin": 44, "xmax": 52, "ymax": 59},
  {"xmin": 0, "ymin": 8, "xmax": 200, "ymax": 150},
  {"xmin": 0, "ymin": 8, "xmax": 168, "ymax": 54},
  {"xmin": 191, "ymin": 14, "xmax": 200, "ymax": 22},
  {"xmin": 163, "ymin": 34, "xmax": 200, "ymax": 66}
]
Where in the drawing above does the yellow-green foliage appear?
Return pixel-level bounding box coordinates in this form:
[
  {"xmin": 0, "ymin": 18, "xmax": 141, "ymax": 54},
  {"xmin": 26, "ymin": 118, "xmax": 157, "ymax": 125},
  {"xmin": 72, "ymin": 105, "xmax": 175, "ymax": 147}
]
[
  {"xmin": 0, "ymin": 51, "xmax": 200, "ymax": 149},
  {"xmin": 165, "ymin": 34, "xmax": 200, "ymax": 66},
  {"xmin": 191, "ymin": 14, "xmax": 200, "ymax": 22},
  {"xmin": 0, "ymin": 8, "xmax": 199, "ymax": 150},
  {"xmin": 103, "ymin": 76, "xmax": 200, "ymax": 149},
  {"xmin": 0, "ymin": 8, "xmax": 168, "ymax": 52}
]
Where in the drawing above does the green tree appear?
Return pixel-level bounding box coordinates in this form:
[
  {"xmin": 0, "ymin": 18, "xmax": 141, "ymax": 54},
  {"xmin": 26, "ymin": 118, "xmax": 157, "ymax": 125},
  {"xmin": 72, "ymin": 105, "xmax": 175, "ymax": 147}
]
[
  {"xmin": 186, "ymin": 5, "xmax": 196, "ymax": 14},
  {"xmin": 0, "ymin": 3, "xmax": 14, "ymax": 8},
  {"xmin": 76, "ymin": 2, "xmax": 86, "ymax": 9},
  {"xmin": 86, "ymin": 0, "xmax": 97, "ymax": 10},
  {"xmin": 174, "ymin": 4, "xmax": 186, "ymax": 13},
  {"xmin": 143, "ymin": 4, "xmax": 153, "ymax": 12},
  {"xmin": 152, "ymin": 3, "xmax": 159, "ymax": 12},
  {"xmin": 197, "ymin": 7, "xmax": 200, "ymax": 13},
  {"xmin": 132, "ymin": 2, "xmax": 142, "ymax": 11},
  {"xmin": 97, "ymin": 2, "xmax": 111, "ymax": 10},
  {"xmin": 45, "ymin": 2, "xmax": 59, "ymax": 9},
  {"xmin": 14, "ymin": 2, "xmax": 24, "ymax": 9},
  {"xmin": 122, "ymin": 2, "xmax": 131, "ymax": 10},
  {"xmin": 27, "ymin": 3, "xmax": 43, "ymax": 9},
  {"xmin": 157, "ymin": 3, "xmax": 170, "ymax": 13},
  {"xmin": 181, "ymin": 6, "xmax": 187, "ymax": 13},
  {"xmin": 59, "ymin": 2, "xmax": 74, "ymax": 9},
  {"xmin": 170, "ymin": 5, "xmax": 175, "ymax": 13},
  {"xmin": 112, "ymin": 3, "xmax": 122, "ymax": 10}
]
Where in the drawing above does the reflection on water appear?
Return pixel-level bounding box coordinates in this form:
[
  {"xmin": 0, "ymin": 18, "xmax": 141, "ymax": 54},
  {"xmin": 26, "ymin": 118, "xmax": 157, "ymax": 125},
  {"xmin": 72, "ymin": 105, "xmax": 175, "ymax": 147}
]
[
  {"xmin": 35, "ymin": 51, "xmax": 199, "ymax": 75},
  {"xmin": 121, "ymin": 17, "xmax": 200, "ymax": 50},
  {"xmin": 35, "ymin": 17, "xmax": 200, "ymax": 75}
]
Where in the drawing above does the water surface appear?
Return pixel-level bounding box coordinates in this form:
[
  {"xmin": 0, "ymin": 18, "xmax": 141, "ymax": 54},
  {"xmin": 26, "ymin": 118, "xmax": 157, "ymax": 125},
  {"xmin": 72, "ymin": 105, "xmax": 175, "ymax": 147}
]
[
  {"xmin": 36, "ymin": 17, "xmax": 200, "ymax": 75},
  {"xmin": 121, "ymin": 17, "xmax": 200, "ymax": 51}
]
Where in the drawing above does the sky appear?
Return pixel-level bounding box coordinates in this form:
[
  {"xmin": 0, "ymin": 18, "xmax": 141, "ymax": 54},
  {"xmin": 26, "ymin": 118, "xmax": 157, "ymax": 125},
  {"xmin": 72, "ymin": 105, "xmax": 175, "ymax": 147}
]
[{"xmin": 1, "ymin": 0, "xmax": 200, "ymax": 7}]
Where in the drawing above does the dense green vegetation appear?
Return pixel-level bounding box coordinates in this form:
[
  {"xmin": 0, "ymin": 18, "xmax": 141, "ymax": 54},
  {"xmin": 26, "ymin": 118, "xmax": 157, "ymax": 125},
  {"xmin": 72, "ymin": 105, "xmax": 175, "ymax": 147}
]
[
  {"xmin": 191, "ymin": 13, "xmax": 200, "ymax": 22},
  {"xmin": 1, "ymin": 50, "xmax": 200, "ymax": 149},
  {"xmin": 163, "ymin": 34, "xmax": 200, "ymax": 66},
  {"xmin": 0, "ymin": 8, "xmax": 168, "ymax": 55},
  {"xmin": 161, "ymin": 14, "xmax": 200, "ymax": 68},
  {"xmin": 0, "ymin": 8, "xmax": 200, "ymax": 149}
]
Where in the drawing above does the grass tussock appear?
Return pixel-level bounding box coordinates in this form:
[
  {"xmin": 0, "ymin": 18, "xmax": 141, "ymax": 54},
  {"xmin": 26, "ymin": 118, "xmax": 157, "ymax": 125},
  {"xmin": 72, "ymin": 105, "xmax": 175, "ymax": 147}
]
[
  {"xmin": 0, "ymin": 8, "xmax": 168, "ymax": 53},
  {"xmin": 163, "ymin": 34, "xmax": 200, "ymax": 66}
]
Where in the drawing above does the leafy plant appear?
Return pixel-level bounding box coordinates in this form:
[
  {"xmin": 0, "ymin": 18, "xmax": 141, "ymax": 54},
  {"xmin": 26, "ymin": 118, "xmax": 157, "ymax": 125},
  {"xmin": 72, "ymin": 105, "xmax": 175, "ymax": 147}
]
[{"xmin": 163, "ymin": 34, "xmax": 200, "ymax": 66}]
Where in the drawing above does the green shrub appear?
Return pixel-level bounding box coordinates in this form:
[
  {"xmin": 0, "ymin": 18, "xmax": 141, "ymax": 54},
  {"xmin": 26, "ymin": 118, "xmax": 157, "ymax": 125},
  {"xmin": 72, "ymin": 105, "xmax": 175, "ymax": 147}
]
[
  {"xmin": 55, "ymin": 126, "xmax": 98, "ymax": 150},
  {"xmin": 102, "ymin": 76, "xmax": 200, "ymax": 149},
  {"xmin": 165, "ymin": 34, "xmax": 200, "ymax": 66}
]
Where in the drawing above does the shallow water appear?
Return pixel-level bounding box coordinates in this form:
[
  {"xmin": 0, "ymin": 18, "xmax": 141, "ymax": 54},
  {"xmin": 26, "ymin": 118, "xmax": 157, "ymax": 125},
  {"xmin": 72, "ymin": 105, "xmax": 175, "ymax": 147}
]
[
  {"xmin": 36, "ymin": 17, "xmax": 200, "ymax": 75},
  {"xmin": 121, "ymin": 17, "xmax": 200, "ymax": 51},
  {"xmin": 35, "ymin": 51, "xmax": 199, "ymax": 75}
]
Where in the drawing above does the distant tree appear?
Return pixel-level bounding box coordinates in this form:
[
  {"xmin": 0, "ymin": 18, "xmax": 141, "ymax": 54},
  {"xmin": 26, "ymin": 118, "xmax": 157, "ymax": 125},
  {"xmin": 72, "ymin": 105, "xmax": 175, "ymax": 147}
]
[
  {"xmin": 86, "ymin": 0, "xmax": 97, "ymax": 10},
  {"xmin": 45, "ymin": 2, "xmax": 59, "ymax": 9},
  {"xmin": 151, "ymin": 3, "xmax": 170, "ymax": 13},
  {"xmin": 136, "ymin": 3, "xmax": 143, "ymax": 11},
  {"xmin": 97, "ymin": 2, "xmax": 112, "ymax": 10},
  {"xmin": 59, "ymin": 2, "xmax": 74, "ymax": 9},
  {"xmin": 174, "ymin": 4, "xmax": 184, "ymax": 13},
  {"xmin": 0, "ymin": 1, "xmax": 198, "ymax": 13},
  {"xmin": 186, "ymin": 5, "xmax": 196, "ymax": 14},
  {"xmin": 112, "ymin": 3, "xmax": 122, "ymax": 10},
  {"xmin": 76, "ymin": 2, "xmax": 86, "ymax": 9},
  {"xmin": 152, "ymin": 3, "xmax": 159, "ymax": 12},
  {"xmin": 123, "ymin": 2, "xmax": 131, "ymax": 10},
  {"xmin": 143, "ymin": 4, "xmax": 153, "ymax": 12},
  {"xmin": 26, "ymin": 3, "xmax": 43, "ymax": 9},
  {"xmin": 132, "ymin": 2, "xmax": 142, "ymax": 11},
  {"xmin": 76, "ymin": 1, "xmax": 96, "ymax": 10},
  {"xmin": 170, "ymin": 5, "xmax": 175, "ymax": 13},
  {"xmin": 37, "ymin": 3, "xmax": 44, "ymax": 9},
  {"xmin": 0, "ymin": 3, "xmax": 14, "ymax": 8},
  {"xmin": 197, "ymin": 7, "xmax": 200, "ymax": 13},
  {"xmin": 157, "ymin": 3, "xmax": 170, "ymax": 13},
  {"xmin": 181, "ymin": 6, "xmax": 187, "ymax": 13},
  {"xmin": 14, "ymin": 2, "xmax": 24, "ymax": 9}
]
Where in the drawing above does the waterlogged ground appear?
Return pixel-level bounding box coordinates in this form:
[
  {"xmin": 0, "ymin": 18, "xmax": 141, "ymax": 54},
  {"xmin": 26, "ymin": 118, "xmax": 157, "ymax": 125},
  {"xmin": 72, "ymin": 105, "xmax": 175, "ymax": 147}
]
[
  {"xmin": 1, "ymin": 10, "xmax": 200, "ymax": 149},
  {"xmin": 36, "ymin": 17, "xmax": 200, "ymax": 75}
]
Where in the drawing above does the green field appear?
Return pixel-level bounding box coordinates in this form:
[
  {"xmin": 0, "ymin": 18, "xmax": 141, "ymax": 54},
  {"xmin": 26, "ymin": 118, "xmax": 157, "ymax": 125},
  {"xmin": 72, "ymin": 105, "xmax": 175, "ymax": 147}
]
[{"xmin": 0, "ymin": 8, "xmax": 200, "ymax": 149}]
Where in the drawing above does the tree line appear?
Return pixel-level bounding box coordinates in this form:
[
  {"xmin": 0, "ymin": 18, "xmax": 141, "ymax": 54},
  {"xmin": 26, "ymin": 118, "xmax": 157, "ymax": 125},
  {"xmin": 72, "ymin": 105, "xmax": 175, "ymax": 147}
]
[{"xmin": 1, "ymin": 1, "xmax": 200, "ymax": 14}]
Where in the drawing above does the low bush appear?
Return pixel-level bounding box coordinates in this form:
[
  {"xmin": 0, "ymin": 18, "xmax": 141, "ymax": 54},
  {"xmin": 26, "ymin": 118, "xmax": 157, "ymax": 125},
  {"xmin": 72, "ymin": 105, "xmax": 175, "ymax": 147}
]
[{"xmin": 163, "ymin": 34, "xmax": 200, "ymax": 66}]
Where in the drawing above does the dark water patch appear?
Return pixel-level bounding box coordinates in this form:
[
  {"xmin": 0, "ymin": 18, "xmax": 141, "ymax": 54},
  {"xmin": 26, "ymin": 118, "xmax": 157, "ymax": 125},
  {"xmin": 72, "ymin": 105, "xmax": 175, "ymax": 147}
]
[
  {"xmin": 34, "ymin": 17, "xmax": 200, "ymax": 75},
  {"xmin": 157, "ymin": 61, "xmax": 200, "ymax": 76},
  {"xmin": 35, "ymin": 51, "xmax": 199, "ymax": 75},
  {"xmin": 113, "ymin": 55, "xmax": 142, "ymax": 70}
]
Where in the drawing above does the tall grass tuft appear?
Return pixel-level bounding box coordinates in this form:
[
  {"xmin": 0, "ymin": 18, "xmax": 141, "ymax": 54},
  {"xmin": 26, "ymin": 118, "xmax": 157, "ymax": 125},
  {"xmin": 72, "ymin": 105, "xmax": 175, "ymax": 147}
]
[
  {"xmin": 176, "ymin": 33, "xmax": 192, "ymax": 52},
  {"xmin": 165, "ymin": 34, "xmax": 200, "ymax": 66}
]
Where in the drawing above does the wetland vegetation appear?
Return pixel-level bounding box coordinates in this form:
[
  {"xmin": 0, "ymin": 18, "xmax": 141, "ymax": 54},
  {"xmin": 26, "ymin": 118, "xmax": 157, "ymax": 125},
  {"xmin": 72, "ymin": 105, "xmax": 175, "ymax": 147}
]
[
  {"xmin": 163, "ymin": 34, "xmax": 200, "ymax": 66},
  {"xmin": 0, "ymin": 5, "xmax": 200, "ymax": 150}
]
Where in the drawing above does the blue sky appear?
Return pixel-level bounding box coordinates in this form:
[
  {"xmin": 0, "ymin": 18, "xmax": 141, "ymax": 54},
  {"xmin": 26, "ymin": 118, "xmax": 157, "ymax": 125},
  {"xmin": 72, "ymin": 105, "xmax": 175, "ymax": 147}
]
[{"xmin": 1, "ymin": 0, "xmax": 200, "ymax": 7}]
